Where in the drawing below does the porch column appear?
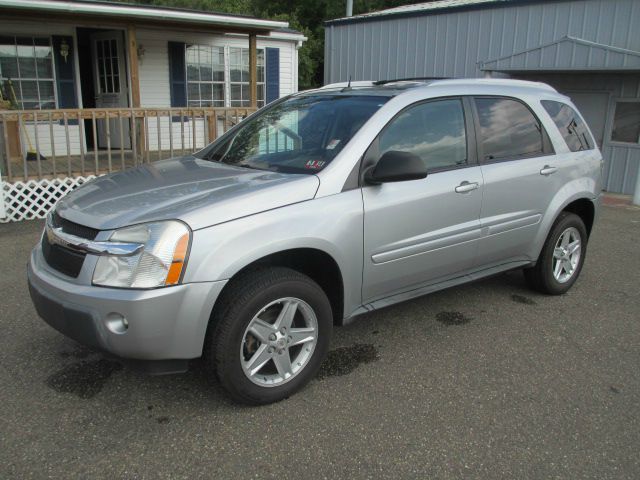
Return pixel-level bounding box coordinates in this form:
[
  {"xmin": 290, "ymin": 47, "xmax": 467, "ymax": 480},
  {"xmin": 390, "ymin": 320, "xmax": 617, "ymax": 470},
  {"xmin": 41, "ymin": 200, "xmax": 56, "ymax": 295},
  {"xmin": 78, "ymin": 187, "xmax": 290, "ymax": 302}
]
[
  {"xmin": 249, "ymin": 33, "xmax": 257, "ymax": 108},
  {"xmin": 0, "ymin": 169, "xmax": 6, "ymax": 220},
  {"xmin": 127, "ymin": 25, "xmax": 141, "ymax": 107},
  {"xmin": 127, "ymin": 24, "xmax": 143, "ymax": 159}
]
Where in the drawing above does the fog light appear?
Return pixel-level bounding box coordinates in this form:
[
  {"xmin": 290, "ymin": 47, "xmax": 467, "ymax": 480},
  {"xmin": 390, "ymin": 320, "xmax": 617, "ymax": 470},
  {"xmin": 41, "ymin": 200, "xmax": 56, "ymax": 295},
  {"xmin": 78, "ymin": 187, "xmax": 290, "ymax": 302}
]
[{"xmin": 105, "ymin": 313, "xmax": 128, "ymax": 334}]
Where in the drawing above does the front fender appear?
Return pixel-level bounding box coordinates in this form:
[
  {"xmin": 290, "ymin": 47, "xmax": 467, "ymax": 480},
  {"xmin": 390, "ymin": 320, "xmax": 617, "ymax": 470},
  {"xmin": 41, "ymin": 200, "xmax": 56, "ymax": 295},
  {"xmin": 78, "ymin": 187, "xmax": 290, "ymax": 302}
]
[{"xmin": 183, "ymin": 189, "xmax": 364, "ymax": 319}]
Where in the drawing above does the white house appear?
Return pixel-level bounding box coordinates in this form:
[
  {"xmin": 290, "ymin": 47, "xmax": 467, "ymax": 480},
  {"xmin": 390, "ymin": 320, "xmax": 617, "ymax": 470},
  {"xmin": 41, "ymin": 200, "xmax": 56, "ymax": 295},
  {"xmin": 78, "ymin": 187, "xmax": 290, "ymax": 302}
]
[{"xmin": 0, "ymin": 0, "xmax": 305, "ymax": 222}]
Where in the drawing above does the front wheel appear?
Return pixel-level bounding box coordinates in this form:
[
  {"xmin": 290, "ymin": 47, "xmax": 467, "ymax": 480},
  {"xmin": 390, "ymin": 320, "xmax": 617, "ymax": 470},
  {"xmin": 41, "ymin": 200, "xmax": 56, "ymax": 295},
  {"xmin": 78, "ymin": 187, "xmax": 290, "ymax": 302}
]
[
  {"xmin": 524, "ymin": 212, "xmax": 588, "ymax": 295},
  {"xmin": 206, "ymin": 267, "xmax": 332, "ymax": 405}
]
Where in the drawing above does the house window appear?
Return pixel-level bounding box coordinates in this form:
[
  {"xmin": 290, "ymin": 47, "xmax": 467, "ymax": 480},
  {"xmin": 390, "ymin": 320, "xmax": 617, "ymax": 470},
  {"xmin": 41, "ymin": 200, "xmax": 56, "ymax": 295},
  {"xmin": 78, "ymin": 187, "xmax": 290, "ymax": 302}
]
[
  {"xmin": 229, "ymin": 47, "xmax": 265, "ymax": 107},
  {"xmin": 0, "ymin": 36, "xmax": 55, "ymax": 110},
  {"xmin": 186, "ymin": 45, "xmax": 225, "ymax": 107},
  {"xmin": 611, "ymin": 101, "xmax": 640, "ymax": 144}
]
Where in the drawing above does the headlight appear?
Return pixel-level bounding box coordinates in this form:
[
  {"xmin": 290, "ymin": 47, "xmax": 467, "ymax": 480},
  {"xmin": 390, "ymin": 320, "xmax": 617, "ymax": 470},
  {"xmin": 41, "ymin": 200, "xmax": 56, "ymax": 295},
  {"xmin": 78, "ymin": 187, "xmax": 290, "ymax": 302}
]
[{"xmin": 92, "ymin": 221, "xmax": 190, "ymax": 288}]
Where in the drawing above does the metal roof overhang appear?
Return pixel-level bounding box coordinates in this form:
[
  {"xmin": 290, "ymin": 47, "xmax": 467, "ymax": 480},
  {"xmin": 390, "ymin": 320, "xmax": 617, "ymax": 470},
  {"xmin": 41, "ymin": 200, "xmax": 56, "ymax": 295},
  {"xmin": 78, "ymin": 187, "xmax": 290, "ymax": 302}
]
[
  {"xmin": 480, "ymin": 36, "xmax": 640, "ymax": 72},
  {"xmin": 0, "ymin": 0, "xmax": 288, "ymax": 34},
  {"xmin": 325, "ymin": 0, "xmax": 546, "ymax": 26}
]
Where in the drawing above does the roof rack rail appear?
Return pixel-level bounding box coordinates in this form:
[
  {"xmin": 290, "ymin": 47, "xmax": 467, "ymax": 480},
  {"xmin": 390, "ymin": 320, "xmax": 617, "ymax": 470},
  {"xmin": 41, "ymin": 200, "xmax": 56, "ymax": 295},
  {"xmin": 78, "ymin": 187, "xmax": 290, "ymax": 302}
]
[
  {"xmin": 372, "ymin": 77, "xmax": 452, "ymax": 85},
  {"xmin": 321, "ymin": 80, "xmax": 375, "ymax": 89}
]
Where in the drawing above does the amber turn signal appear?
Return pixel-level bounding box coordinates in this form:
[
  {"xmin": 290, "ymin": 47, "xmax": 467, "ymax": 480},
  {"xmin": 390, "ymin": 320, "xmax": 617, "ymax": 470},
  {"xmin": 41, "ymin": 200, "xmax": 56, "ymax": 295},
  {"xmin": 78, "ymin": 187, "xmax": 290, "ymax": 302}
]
[{"xmin": 165, "ymin": 233, "xmax": 190, "ymax": 285}]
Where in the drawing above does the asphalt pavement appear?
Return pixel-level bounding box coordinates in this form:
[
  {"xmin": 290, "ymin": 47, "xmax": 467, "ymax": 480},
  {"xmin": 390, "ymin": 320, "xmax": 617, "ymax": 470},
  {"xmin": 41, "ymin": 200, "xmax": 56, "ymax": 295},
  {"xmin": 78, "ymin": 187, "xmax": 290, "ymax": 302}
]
[{"xmin": 1, "ymin": 205, "xmax": 639, "ymax": 479}]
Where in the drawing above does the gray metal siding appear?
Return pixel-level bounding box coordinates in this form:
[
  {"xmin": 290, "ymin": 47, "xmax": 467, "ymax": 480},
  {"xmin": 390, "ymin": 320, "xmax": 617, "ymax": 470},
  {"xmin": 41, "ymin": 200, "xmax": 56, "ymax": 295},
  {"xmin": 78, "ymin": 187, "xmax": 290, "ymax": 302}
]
[
  {"xmin": 325, "ymin": 0, "xmax": 640, "ymax": 83},
  {"xmin": 481, "ymin": 37, "xmax": 640, "ymax": 71},
  {"xmin": 606, "ymin": 147, "xmax": 640, "ymax": 194},
  {"xmin": 325, "ymin": 0, "xmax": 640, "ymax": 194}
]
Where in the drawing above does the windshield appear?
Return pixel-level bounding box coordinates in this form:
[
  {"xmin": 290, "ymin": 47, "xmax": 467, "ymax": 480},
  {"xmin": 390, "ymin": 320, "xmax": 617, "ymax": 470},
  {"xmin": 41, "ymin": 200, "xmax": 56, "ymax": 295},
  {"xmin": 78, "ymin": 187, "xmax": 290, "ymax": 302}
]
[{"xmin": 198, "ymin": 93, "xmax": 389, "ymax": 174}]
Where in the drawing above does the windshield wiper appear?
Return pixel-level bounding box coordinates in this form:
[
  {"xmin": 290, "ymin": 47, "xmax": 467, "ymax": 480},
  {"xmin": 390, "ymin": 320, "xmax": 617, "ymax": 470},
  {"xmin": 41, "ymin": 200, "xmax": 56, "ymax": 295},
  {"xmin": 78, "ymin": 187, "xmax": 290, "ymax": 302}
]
[{"xmin": 236, "ymin": 163, "xmax": 268, "ymax": 172}]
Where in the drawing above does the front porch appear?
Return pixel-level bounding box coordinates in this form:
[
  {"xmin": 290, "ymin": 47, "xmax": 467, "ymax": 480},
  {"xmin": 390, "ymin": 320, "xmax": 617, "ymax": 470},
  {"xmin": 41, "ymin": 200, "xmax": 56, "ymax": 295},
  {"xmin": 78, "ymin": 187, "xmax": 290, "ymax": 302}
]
[
  {"xmin": 0, "ymin": 106, "xmax": 256, "ymax": 182},
  {"xmin": 0, "ymin": 0, "xmax": 296, "ymax": 222},
  {"xmin": 0, "ymin": 105, "xmax": 256, "ymax": 222}
]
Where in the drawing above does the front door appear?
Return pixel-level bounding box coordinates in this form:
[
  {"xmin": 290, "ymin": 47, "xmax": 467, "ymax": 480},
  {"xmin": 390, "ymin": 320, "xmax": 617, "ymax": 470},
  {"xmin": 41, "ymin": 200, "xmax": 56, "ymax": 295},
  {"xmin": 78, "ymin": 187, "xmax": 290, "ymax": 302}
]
[
  {"xmin": 362, "ymin": 98, "xmax": 483, "ymax": 302},
  {"xmin": 91, "ymin": 31, "xmax": 130, "ymax": 149}
]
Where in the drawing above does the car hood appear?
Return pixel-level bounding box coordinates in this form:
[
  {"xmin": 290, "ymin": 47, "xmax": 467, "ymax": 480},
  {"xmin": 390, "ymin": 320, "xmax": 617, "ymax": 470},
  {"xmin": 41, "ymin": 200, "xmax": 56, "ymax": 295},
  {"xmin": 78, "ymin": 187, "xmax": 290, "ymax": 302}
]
[{"xmin": 56, "ymin": 156, "xmax": 320, "ymax": 231}]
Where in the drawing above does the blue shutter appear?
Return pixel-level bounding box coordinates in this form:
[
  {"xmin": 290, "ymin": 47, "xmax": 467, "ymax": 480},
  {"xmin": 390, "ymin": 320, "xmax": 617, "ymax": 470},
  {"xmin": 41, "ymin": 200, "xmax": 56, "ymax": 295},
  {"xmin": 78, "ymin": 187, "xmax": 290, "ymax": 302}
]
[
  {"xmin": 168, "ymin": 42, "xmax": 186, "ymax": 107},
  {"xmin": 52, "ymin": 36, "xmax": 77, "ymax": 124},
  {"xmin": 265, "ymin": 47, "xmax": 280, "ymax": 104}
]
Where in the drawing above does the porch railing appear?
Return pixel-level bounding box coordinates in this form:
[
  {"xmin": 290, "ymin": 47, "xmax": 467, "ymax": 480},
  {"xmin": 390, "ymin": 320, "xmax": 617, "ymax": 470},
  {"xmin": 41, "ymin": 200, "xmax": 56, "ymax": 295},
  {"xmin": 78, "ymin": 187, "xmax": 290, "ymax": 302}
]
[{"xmin": 0, "ymin": 107, "xmax": 257, "ymax": 183}]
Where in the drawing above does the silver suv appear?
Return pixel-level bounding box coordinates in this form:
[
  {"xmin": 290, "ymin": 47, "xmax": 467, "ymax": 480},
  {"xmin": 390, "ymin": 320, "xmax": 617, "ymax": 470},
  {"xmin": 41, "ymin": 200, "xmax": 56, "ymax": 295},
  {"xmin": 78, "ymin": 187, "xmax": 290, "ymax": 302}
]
[{"xmin": 28, "ymin": 79, "xmax": 602, "ymax": 404}]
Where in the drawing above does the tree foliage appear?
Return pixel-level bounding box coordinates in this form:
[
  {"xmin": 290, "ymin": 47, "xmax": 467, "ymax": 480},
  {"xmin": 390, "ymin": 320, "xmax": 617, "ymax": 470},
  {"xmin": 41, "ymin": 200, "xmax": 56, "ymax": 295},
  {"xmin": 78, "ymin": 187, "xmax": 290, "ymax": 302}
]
[{"xmin": 118, "ymin": 0, "xmax": 417, "ymax": 89}]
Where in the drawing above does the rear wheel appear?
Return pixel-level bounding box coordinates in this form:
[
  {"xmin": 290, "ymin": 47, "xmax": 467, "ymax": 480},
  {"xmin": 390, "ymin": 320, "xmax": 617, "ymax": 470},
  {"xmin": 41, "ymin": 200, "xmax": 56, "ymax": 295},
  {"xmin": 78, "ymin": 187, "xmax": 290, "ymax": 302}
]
[
  {"xmin": 206, "ymin": 267, "xmax": 332, "ymax": 405},
  {"xmin": 524, "ymin": 212, "xmax": 588, "ymax": 295}
]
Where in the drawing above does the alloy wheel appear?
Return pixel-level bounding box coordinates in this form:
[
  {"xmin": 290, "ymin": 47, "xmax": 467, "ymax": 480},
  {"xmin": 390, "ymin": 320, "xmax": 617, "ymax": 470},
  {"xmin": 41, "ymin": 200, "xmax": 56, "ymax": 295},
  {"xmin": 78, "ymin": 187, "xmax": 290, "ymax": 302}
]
[
  {"xmin": 240, "ymin": 297, "xmax": 318, "ymax": 387},
  {"xmin": 552, "ymin": 227, "xmax": 582, "ymax": 284}
]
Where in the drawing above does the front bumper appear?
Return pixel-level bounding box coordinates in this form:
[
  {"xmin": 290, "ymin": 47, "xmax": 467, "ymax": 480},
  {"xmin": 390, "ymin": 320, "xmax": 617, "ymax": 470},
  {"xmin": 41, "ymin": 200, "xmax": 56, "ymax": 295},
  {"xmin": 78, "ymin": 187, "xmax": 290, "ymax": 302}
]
[{"xmin": 28, "ymin": 247, "xmax": 227, "ymax": 362}]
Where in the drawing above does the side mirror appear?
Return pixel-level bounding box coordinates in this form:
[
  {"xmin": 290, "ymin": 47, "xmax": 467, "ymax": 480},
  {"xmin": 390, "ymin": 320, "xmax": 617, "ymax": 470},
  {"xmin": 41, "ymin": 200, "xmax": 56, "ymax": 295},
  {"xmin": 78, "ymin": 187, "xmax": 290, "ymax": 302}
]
[{"xmin": 365, "ymin": 150, "xmax": 428, "ymax": 184}]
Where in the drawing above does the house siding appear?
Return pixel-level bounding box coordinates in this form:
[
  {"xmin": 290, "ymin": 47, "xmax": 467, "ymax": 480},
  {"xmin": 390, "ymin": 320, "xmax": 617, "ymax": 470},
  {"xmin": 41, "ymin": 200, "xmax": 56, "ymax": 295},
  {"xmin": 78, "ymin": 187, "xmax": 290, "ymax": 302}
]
[
  {"xmin": 137, "ymin": 28, "xmax": 296, "ymax": 107},
  {"xmin": 136, "ymin": 28, "xmax": 297, "ymax": 152}
]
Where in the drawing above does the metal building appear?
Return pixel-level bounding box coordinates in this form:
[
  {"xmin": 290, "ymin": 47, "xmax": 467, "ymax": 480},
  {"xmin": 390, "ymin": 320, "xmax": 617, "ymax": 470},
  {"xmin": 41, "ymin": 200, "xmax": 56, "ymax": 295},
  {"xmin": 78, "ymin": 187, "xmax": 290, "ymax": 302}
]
[{"xmin": 325, "ymin": 0, "xmax": 640, "ymax": 195}]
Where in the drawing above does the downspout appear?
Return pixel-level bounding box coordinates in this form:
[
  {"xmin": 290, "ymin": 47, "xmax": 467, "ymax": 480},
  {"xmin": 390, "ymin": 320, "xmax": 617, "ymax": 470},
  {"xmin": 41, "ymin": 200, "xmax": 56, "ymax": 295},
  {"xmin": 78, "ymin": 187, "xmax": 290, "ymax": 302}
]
[{"xmin": 633, "ymin": 168, "xmax": 640, "ymax": 206}]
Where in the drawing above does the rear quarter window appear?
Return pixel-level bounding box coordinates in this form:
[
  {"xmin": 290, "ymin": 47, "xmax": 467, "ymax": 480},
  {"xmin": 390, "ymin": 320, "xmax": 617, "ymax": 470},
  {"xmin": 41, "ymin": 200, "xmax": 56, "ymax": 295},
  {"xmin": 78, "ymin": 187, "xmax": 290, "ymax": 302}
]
[{"xmin": 541, "ymin": 100, "xmax": 595, "ymax": 151}]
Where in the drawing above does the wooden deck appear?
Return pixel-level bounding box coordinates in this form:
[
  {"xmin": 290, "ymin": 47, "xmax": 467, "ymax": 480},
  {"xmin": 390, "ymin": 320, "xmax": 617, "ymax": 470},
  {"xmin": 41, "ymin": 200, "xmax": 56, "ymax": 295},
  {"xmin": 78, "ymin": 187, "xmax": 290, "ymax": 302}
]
[
  {"xmin": 0, "ymin": 106, "xmax": 256, "ymax": 182},
  {"xmin": 3, "ymin": 148, "xmax": 195, "ymax": 181}
]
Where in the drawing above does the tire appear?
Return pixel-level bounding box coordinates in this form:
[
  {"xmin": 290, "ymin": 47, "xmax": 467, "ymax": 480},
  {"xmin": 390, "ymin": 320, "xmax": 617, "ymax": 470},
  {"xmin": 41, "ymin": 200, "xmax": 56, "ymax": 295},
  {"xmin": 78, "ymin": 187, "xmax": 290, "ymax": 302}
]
[
  {"xmin": 524, "ymin": 211, "xmax": 588, "ymax": 295},
  {"xmin": 206, "ymin": 267, "xmax": 332, "ymax": 405}
]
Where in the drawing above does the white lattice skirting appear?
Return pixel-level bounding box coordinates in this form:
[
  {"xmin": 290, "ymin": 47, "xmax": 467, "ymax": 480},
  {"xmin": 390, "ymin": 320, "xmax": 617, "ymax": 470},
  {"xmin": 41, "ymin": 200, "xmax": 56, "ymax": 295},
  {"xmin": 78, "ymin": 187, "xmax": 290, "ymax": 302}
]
[{"xmin": 1, "ymin": 176, "xmax": 97, "ymax": 223}]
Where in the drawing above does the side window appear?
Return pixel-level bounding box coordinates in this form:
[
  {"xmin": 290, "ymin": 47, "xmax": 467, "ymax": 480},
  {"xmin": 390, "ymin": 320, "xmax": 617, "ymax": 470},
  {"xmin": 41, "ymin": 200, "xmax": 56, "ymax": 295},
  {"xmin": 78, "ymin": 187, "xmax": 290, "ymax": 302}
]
[
  {"xmin": 378, "ymin": 98, "xmax": 467, "ymax": 171},
  {"xmin": 610, "ymin": 101, "xmax": 640, "ymax": 144},
  {"xmin": 474, "ymin": 97, "xmax": 544, "ymax": 161},
  {"xmin": 542, "ymin": 100, "xmax": 594, "ymax": 151}
]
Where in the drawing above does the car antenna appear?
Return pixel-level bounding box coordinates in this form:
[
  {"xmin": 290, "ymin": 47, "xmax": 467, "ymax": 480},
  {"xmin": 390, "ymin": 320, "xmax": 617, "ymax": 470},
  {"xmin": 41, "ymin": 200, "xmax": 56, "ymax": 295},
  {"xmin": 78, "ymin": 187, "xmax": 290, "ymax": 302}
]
[{"xmin": 341, "ymin": 75, "xmax": 352, "ymax": 92}]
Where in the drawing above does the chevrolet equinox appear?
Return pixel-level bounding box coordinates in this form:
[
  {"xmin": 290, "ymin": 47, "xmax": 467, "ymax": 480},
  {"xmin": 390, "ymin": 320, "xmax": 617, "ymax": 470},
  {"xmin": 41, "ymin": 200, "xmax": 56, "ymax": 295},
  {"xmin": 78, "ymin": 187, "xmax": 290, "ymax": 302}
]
[{"xmin": 28, "ymin": 79, "xmax": 602, "ymax": 404}]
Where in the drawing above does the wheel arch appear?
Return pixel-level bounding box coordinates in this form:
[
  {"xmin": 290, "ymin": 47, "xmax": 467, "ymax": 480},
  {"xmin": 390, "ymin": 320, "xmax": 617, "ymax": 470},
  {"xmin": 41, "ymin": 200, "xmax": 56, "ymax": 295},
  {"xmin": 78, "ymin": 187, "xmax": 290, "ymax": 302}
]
[
  {"xmin": 531, "ymin": 185, "xmax": 598, "ymax": 262},
  {"xmin": 562, "ymin": 197, "xmax": 595, "ymax": 236},
  {"xmin": 210, "ymin": 247, "xmax": 346, "ymax": 328}
]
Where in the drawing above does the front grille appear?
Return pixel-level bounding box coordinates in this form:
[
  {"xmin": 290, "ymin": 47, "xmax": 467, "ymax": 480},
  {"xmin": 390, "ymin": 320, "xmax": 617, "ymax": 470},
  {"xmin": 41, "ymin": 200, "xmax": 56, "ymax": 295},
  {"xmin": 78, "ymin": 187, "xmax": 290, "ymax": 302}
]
[
  {"xmin": 51, "ymin": 211, "xmax": 99, "ymax": 240},
  {"xmin": 41, "ymin": 235, "xmax": 86, "ymax": 278},
  {"xmin": 42, "ymin": 211, "xmax": 100, "ymax": 278}
]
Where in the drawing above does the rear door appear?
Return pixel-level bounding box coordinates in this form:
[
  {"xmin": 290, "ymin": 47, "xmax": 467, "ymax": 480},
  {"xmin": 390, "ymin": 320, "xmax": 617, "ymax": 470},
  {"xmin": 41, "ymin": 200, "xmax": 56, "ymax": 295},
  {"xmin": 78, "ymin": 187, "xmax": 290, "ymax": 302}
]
[
  {"xmin": 361, "ymin": 97, "xmax": 483, "ymax": 302},
  {"xmin": 472, "ymin": 96, "xmax": 560, "ymax": 266}
]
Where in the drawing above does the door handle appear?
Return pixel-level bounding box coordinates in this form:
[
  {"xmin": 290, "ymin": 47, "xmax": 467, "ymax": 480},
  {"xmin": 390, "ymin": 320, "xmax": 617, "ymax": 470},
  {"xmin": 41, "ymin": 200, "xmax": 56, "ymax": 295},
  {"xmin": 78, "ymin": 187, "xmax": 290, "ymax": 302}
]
[
  {"xmin": 540, "ymin": 165, "xmax": 558, "ymax": 176},
  {"xmin": 455, "ymin": 181, "xmax": 479, "ymax": 193}
]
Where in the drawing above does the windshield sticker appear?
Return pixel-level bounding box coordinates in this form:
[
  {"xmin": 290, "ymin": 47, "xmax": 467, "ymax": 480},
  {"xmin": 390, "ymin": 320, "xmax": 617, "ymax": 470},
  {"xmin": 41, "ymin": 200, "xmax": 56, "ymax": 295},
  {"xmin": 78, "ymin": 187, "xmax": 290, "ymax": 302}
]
[
  {"xmin": 305, "ymin": 160, "xmax": 326, "ymax": 170},
  {"xmin": 326, "ymin": 139, "xmax": 341, "ymax": 150}
]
